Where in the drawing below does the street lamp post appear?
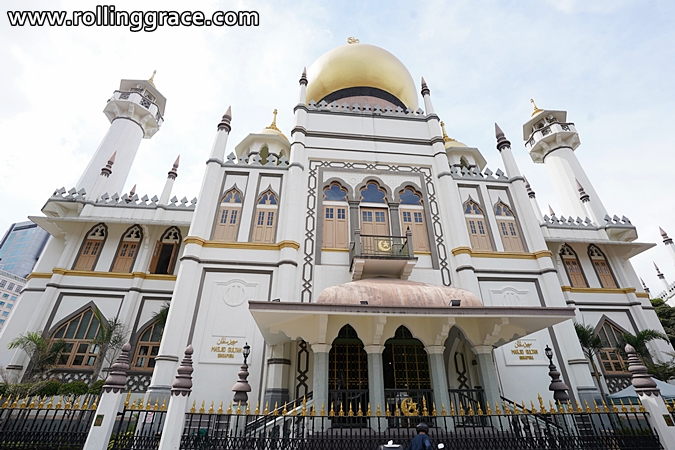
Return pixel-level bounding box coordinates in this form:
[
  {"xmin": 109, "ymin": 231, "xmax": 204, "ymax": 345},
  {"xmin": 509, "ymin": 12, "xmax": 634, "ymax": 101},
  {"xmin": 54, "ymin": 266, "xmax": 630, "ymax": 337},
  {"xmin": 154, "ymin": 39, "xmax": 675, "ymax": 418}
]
[
  {"xmin": 545, "ymin": 345, "xmax": 570, "ymax": 403},
  {"xmin": 232, "ymin": 342, "xmax": 252, "ymax": 406}
]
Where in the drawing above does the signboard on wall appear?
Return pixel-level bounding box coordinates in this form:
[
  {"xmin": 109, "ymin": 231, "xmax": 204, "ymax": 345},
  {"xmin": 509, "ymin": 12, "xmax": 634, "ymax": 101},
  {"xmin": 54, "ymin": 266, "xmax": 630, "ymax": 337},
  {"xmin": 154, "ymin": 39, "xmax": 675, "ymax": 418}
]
[
  {"xmin": 201, "ymin": 336, "xmax": 247, "ymax": 364},
  {"xmin": 503, "ymin": 339, "xmax": 548, "ymax": 366}
]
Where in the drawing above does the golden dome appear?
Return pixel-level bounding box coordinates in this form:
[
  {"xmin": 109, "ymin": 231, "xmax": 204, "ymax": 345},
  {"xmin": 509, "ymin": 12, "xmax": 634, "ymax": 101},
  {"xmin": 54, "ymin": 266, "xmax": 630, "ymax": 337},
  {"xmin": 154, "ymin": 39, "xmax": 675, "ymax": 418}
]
[
  {"xmin": 440, "ymin": 121, "xmax": 467, "ymax": 149},
  {"xmin": 306, "ymin": 42, "xmax": 418, "ymax": 110}
]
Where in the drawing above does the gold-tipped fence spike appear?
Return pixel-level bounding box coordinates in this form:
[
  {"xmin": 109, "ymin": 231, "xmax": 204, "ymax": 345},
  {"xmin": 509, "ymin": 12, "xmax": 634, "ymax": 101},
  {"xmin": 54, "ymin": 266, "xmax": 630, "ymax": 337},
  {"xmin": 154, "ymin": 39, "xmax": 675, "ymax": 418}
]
[
  {"xmin": 512, "ymin": 402, "xmax": 519, "ymax": 415},
  {"xmin": 11, "ymin": 397, "xmax": 19, "ymax": 409},
  {"xmin": 301, "ymin": 397, "xmax": 307, "ymax": 416},
  {"xmin": 329, "ymin": 402, "xmax": 335, "ymax": 417},
  {"xmin": 199, "ymin": 400, "xmax": 205, "ymax": 414},
  {"xmin": 495, "ymin": 402, "xmax": 501, "ymax": 415},
  {"xmin": 485, "ymin": 402, "xmax": 492, "ymax": 415},
  {"xmin": 366, "ymin": 402, "xmax": 372, "ymax": 417},
  {"xmin": 356, "ymin": 402, "xmax": 363, "ymax": 417},
  {"xmin": 521, "ymin": 401, "xmax": 527, "ymax": 414},
  {"xmin": 441, "ymin": 403, "xmax": 447, "ymax": 416},
  {"xmin": 576, "ymin": 400, "xmax": 583, "ymax": 413},
  {"xmin": 605, "ymin": 400, "xmax": 613, "ymax": 413},
  {"xmin": 19, "ymin": 396, "xmax": 28, "ymax": 409},
  {"xmin": 236, "ymin": 401, "xmax": 242, "ymax": 415},
  {"xmin": 73, "ymin": 397, "xmax": 80, "ymax": 410},
  {"xmin": 459, "ymin": 404, "xmax": 465, "ymax": 416},
  {"xmin": 386, "ymin": 404, "xmax": 391, "ymax": 417},
  {"xmin": 468, "ymin": 403, "xmax": 475, "ymax": 416},
  {"xmin": 154, "ymin": 398, "xmax": 159, "ymax": 411},
  {"xmin": 628, "ymin": 398, "xmax": 636, "ymax": 413},
  {"xmin": 584, "ymin": 399, "xmax": 591, "ymax": 413},
  {"xmin": 477, "ymin": 402, "xmax": 483, "ymax": 416},
  {"xmin": 320, "ymin": 402, "xmax": 325, "ymax": 416},
  {"xmin": 592, "ymin": 399, "xmax": 600, "ymax": 413},
  {"xmin": 144, "ymin": 398, "xmax": 151, "ymax": 411},
  {"xmin": 422, "ymin": 397, "xmax": 429, "ymax": 416},
  {"xmin": 566, "ymin": 400, "xmax": 573, "ymax": 414},
  {"xmin": 311, "ymin": 404, "xmax": 316, "ymax": 416},
  {"xmin": 339, "ymin": 402, "xmax": 345, "ymax": 417},
  {"xmin": 218, "ymin": 401, "xmax": 224, "ymax": 415},
  {"xmin": 376, "ymin": 404, "xmax": 381, "ymax": 417},
  {"xmin": 664, "ymin": 398, "xmax": 671, "ymax": 413},
  {"xmin": 28, "ymin": 397, "xmax": 37, "ymax": 409},
  {"xmin": 208, "ymin": 401, "xmax": 214, "ymax": 414},
  {"xmin": 47, "ymin": 396, "xmax": 54, "ymax": 409},
  {"xmin": 557, "ymin": 401, "xmax": 564, "ymax": 414},
  {"xmin": 395, "ymin": 402, "xmax": 400, "ymax": 417},
  {"xmin": 450, "ymin": 403, "xmax": 456, "ymax": 416},
  {"xmin": 282, "ymin": 402, "xmax": 288, "ymax": 415},
  {"xmin": 537, "ymin": 394, "xmax": 544, "ymax": 409},
  {"xmin": 254, "ymin": 402, "xmax": 260, "ymax": 415},
  {"xmin": 190, "ymin": 400, "xmax": 196, "ymax": 414},
  {"xmin": 227, "ymin": 401, "xmax": 233, "ymax": 415},
  {"xmin": 2, "ymin": 395, "xmax": 11, "ymax": 409},
  {"xmin": 55, "ymin": 397, "xmax": 63, "ymax": 410},
  {"xmin": 83, "ymin": 397, "xmax": 91, "ymax": 410},
  {"xmin": 291, "ymin": 404, "xmax": 296, "ymax": 416},
  {"xmin": 432, "ymin": 402, "xmax": 437, "ymax": 416},
  {"xmin": 619, "ymin": 398, "xmax": 627, "ymax": 413},
  {"xmin": 245, "ymin": 403, "xmax": 251, "ymax": 415},
  {"xmin": 92, "ymin": 396, "xmax": 99, "ymax": 410},
  {"xmin": 124, "ymin": 392, "xmax": 131, "ymax": 408},
  {"xmin": 263, "ymin": 402, "xmax": 268, "ymax": 415},
  {"xmin": 348, "ymin": 402, "xmax": 354, "ymax": 417},
  {"xmin": 530, "ymin": 400, "xmax": 536, "ymax": 414},
  {"xmin": 273, "ymin": 402, "xmax": 279, "ymax": 416},
  {"xmin": 130, "ymin": 398, "xmax": 136, "ymax": 410}
]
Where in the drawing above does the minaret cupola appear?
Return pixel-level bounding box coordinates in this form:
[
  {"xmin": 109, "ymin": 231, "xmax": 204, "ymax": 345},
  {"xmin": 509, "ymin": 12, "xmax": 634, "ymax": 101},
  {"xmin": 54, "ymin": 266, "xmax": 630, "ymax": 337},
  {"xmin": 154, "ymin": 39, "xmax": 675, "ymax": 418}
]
[{"xmin": 234, "ymin": 110, "xmax": 291, "ymax": 165}]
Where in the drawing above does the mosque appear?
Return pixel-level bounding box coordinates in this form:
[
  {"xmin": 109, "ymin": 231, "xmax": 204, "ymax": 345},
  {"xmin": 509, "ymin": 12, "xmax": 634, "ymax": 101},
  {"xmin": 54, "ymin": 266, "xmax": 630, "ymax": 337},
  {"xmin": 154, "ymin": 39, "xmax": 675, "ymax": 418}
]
[{"xmin": 0, "ymin": 39, "xmax": 672, "ymax": 414}]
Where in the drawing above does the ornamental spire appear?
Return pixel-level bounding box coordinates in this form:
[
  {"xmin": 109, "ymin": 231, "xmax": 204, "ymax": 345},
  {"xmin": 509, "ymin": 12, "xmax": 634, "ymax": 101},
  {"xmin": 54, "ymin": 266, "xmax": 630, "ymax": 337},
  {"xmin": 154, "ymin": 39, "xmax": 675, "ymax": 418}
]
[
  {"xmin": 654, "ymin": 262, "xmax": 665, "ymax": 278},
  {"xmin": 102, "ymin": 343, "xmax": 131, "ymax": 393},
  {"xmin": 576, "ymin": 179, "xmax": 590, "ymax": 203},
  {"xmin": 148, "ymin": 70, "xmax": 157, "ymax": 87},
  {"xmin": 660, "ymin": 227, "xmax": 673, "ymax": 245},
  {"xmin": 100, "ymin": 152, "xmax": 116, "ymax": 178},
  {"xmin": 217, "ymin": 106, "xmax": 232, "ymax": 132},
  {"xmin": 168, "ymin": 155, "xmax": 180, "ymax": 180},
  {"xmin": 266, "ymin": 109, "xmax": 281, "ymax": 132},
  {"xmin": 524, "ymin": 176, "xmax": 536, "ymax": 199},
  {"xmin": 530, "ymin": 98, "xmax": 543, "ymax": 117},
  {"xmin": 494, "ymin": 123, "xmax": 511, "ymax": 151},
  {"xmin": 421, "ymin": 77, "xmax": 430, "ymax": 96},
  {"xmin": 299, "ymin": 67, "xmax": 308, "ymax": 86}
]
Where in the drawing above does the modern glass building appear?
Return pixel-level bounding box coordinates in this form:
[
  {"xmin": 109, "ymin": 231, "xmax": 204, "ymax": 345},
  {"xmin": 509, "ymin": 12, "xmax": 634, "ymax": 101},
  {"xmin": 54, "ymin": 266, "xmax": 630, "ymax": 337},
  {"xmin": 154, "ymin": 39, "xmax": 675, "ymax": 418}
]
[{"xmin": 0, "ymin": 221, "xmax": 49, "ymax": 278}]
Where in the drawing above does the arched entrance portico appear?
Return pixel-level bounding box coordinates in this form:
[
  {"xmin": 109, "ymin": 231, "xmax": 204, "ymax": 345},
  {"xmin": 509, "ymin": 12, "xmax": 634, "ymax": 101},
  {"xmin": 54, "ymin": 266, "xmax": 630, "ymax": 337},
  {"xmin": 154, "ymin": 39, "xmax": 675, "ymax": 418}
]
[{"xmin": 329, "ymin": 324, "xmax": 368, "ymax": 415}]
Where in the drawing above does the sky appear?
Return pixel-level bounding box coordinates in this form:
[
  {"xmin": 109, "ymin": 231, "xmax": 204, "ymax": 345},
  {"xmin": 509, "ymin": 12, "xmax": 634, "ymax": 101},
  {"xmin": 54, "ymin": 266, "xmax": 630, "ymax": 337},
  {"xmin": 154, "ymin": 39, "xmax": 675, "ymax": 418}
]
[{"xmin": 1, "ymin": 0, "xmax": 674, "ymax": 293}]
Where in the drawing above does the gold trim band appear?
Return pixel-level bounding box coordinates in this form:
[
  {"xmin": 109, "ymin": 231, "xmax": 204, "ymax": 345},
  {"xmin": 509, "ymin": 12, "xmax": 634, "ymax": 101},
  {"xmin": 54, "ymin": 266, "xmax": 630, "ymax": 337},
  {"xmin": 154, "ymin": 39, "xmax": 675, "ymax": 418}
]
[
  {"xmin": 184, "ymin": 237, "xmax": 300, "ymax": 251},
  {"xmin": 46, "ymin": 269, "xmax": 176, "ymax": 281},
  {"xmin": 561, "ymin": 286, "xmax": 638, "ymax": 295},
  {"xmin": 321, "ymin": 248, "xmax": 350, "ymax": 253},
  {"xmin": 451, "ymin": 247, "xmax": 553, "ymax": 260}
]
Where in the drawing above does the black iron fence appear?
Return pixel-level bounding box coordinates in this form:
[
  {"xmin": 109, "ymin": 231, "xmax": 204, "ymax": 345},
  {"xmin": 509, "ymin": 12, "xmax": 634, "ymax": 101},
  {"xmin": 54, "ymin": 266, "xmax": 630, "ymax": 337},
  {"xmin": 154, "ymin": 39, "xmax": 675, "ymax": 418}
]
[
  {"xmin": 107, "ymin": 395, "xmax": 167, "ymax": 450},
  {"xmin": 175, "ymin": 397, "xmax": 662, "ymax": 450},
  {"xmin": 0, "ymin": 394, "xmax": 97, "ymax": 449}
]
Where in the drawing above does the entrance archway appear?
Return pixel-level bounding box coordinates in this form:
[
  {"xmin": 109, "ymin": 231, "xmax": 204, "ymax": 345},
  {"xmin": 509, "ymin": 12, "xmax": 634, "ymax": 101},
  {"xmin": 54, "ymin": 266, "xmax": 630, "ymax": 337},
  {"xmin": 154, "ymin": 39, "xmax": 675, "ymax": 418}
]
[
  {"xmin": 383, "ymin": 326, "xmax": 432, "ymax": 415},
  {"xmin": 328, "ymin": 324, "xmax": 368, "ymax": 416}
]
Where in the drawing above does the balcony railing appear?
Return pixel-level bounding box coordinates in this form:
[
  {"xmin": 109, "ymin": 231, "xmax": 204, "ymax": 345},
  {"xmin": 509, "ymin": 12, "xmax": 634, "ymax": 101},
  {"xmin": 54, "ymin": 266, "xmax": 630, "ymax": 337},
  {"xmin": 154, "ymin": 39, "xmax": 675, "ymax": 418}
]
[{"xmin": 349, "ymin": 229, "xmax": 417, "ymax": 280}]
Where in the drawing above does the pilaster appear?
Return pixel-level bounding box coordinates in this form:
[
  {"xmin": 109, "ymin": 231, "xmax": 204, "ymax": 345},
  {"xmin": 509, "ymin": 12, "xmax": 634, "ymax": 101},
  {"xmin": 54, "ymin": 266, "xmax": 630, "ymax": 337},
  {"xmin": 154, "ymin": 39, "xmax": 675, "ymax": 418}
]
[{"xmin": 426, "ymin": 346, "xmax": 450, "ymax": 415}]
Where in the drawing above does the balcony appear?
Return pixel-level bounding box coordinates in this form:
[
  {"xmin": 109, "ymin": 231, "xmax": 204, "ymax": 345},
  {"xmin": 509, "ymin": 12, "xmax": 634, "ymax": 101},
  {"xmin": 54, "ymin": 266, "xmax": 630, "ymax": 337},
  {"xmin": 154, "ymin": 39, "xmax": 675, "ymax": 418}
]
[{"xmin": 349, "ymin": 230, "xmax": 417, "ymax": 281}]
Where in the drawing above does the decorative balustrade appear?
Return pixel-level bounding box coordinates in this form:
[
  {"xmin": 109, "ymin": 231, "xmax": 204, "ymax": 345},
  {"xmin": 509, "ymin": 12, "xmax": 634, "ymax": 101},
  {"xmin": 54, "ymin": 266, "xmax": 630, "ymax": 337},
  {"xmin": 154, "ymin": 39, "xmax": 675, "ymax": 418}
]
[{"xmin": 109, "ymin": 90, "xmax": 164, "ymax": 125}]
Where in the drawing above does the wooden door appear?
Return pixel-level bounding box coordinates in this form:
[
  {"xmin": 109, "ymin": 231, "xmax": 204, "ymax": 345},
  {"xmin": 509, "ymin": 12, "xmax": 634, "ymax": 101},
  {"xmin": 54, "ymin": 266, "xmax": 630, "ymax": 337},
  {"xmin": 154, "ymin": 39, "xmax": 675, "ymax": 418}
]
[
  {"xmin": 74, "ymin": 240, "xmax": 102, "ymax": 270},
  {"xmin": 252, "ymin": 208, "xmax": 277, "ymax": 243},
  {"xmin": 466, "ymin": 218, "xmax": 491, "ymax": 250},
  {"xmin": 111, "ymin": 242, "xmax": 138, "ymax": 272},
  {"xmin": 497, "ymin": 220, "xmax": 524, "ymax": 252},
  {"xmin": 361, "ymin": 208, "xmax": 388, "ymax": 236},
  {"xmin": 323, "ymin": 205, "xmax": 348, "ymax": 248},
  {"xmin": 593, "ymin": 260, "xmax": 616, "ymax": 288},
  {"xmin": 564, "ymin": 258, "xmax": 587, "ymax": 287},
  {"xmin": 401, "ymin": 209, "xmax": 430, "ymax": 252},
  {"xmin": 214, "ymin": 206, "xmax": 241, "ymax": 242}
]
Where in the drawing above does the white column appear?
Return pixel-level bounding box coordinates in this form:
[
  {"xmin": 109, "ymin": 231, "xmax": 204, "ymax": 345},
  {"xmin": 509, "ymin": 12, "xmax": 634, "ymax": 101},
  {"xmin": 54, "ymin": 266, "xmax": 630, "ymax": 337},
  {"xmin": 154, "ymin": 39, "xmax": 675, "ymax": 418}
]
[
  {"xmin": 364, "ymin": 345, "xmax": 385, "ymax": 414},
  {"xmin": 495, "ymin": 123, "xmax": 520, "ymax": 178},
  {"xmin": 473, "ymin": 346, "xmax": 501, "ymax": 408},
  {"xmin": 426, "ymin": 346, "xmax": 450, "ymax": 415},
  {"xmin": 83, "ymin": 343, "xmax": 131, "ymax": 450},
  {"xmin": 158, "ymin": 346, "xmax": 194, "ymax": 450},
  {"xmin": 311, "ymin": 344, "xmax": 330, "ymax": 413}
]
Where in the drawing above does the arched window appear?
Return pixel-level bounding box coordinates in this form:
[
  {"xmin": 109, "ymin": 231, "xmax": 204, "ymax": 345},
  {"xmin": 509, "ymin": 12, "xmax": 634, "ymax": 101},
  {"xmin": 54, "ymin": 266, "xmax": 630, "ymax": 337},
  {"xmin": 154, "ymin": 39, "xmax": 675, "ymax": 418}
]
[
  {"xmin": 459, "ymin": 156, "xmax": 470, "ymax": 169},
  {"xmin": 252, "ymin": 188, "xmax": 278, "ymax": 243},
  {"xmin": 149, "ymin": 227, "xmax": 181, "ymax": 275},
  {"xmin": 73, "ymin": 223, "xmax": 107, "ymax": 271},
  {"xmin": 383, "ymin": 326, "xmax": 431, "ymax": 410},
  {"xmin": 596, "ymin": 319, "xmax": 628, "ymax": 374},
  {"xmin": 588, "ymin": 245, "xmax": 618, "ymax": 288},
  {"xmin": 560, "ymin": 244, "xmax": 587, "ymax": 288},
  {"xmin": 111, "ymin": 225, "xmax": 142, "ymax": 273},
  {"xmin": 494, "ymin": 202, "xmax": 524, "ymax": 252},
  {"xmin": 323, "ymin": 183, "xmax": 349, "ymax": 249},
  {"xmin": 132, "ymin": 320, "xmax": 163, "ymax": 370},
  {"xmin": 52, "ymin": 308, "xmax": 101, "ymax": 368},
  {"xmin": 399, "ymin": 187, "xmax": 430, "ymax": 252},
  {"xmin": 214, "ymin": 187, "xmax": 243, "ymax": 242},
  {"xmin": 360, "ymin": 182, "xmax": 389, "ymax": 237},
  {"xmin": 259, "ymin": 145, "xmax": 270, "ymax": 165},
  {"xmin": 463, "ymin": 200, "xmax": 491, "ymax": 250}
]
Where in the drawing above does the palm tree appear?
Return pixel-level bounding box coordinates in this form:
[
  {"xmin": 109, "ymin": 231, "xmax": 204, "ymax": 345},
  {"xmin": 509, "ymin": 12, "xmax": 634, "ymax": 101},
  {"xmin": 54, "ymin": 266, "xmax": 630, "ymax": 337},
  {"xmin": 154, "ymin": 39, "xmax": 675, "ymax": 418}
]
[
  {"xmin": 574, "ymin": 322, "xmax": 606, "ymax": 398},
  {"xmin": 89, "ymin": 309, "xmax": 128, "ymax": 384},
  {"xmin": 8, "ymin": 331, "xmax": 67, "ymax": 382},
  {"xmin": 616, "ymin": 329, "xmax": 669, "ymax": 363}
]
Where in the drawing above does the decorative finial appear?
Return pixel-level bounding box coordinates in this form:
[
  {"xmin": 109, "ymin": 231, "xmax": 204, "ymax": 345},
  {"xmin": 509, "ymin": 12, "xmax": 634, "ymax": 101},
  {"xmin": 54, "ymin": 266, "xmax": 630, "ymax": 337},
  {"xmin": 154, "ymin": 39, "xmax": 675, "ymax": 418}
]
[
  {"xmin": 347, "ymin": 37, "xmax": 360, "ymax": 44},
  {"xmin": 168, "ymin": 155, "xmax": 180, "ymax": 180},
  {"xmin": 530, "ymin": 98, "xmax": 543, "ymax": 117},
  {"xmin": 625, "ymin": 344, "xmax": 660, "ymax": 396},
  {"xmin": 524, "ymin": 176, "xmax": 536, "ymax": 199},
  {"xmin": 217, "ymin": 106, "xmax": 232, "ymax": 132},
  {"xmin": 102, "ymin": 343, "xmax": 131, "ymax": 393},
  {"xmin": 548, "ymin": 205, "xmax": 556, "ymax": 217},
  {"xmin": 494, "ymin": 123, "xmax": 511, "ymax": 151},
  {"xmin": 576, "ymin": 179, "xmax": 590, "ymax": 203},
  {"xmin": 171, "ymin": 345, "xmax": 194, "ymax": 396},
  {"xmin": 100, "ymin": 152, "xmax": 116, "ymax": 178},
  {"xmin": 660, "ymin": 227, "xmax": 673, "ymax": 245},
  {"xmin": 421, "ymin": 77, "xmax": 430, "ymax": 96},
  {"xmin": 148, "ymin": 70, "xmax": 157, "ymax": 87},
  {"xmin": 439, "ymin": 121, "xmax": 453, "ymax": 143},
  {"xmin": 266, "ymin": 109, "xmax": 281, "ymax": 132},
  {"xmin": 654, "ymin": 262, "xmax": 664, "ymax": 278},
  {"xmin": 640, "ymin": 278, "xmax": 650, "ymax": 293},
  {"xmin": 299, "ymin": 67, "xmax": 308, "ymax": 86}
]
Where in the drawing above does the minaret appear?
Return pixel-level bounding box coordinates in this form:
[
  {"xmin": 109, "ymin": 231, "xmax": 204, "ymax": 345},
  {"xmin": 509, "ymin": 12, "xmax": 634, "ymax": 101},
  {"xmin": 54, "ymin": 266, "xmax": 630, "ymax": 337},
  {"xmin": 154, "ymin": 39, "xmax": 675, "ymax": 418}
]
[
  {"xmin": 523, "ymin": 176, "xmax": 543, "ymax": 223},
  {"xmin": 641, "ymin": 278, "xmax": 651, "ymax": 296},
  {"xmin": 522, "ymin": 100, "xmax": 607, "ymax": 221},
  {"xmin": 495, "ymin": 123, "xmax": 521, "ymax": 177},
  {"xmin": 298, "ymin": 67, "xmax": 308, "ymax": 104},
  {"xmin": 159, "ymin": 156, "xmax": 180, "ymax": 205},
  {"xmin": 576, "ymin": 179, "xmax": 599, "ymax": 225},
  {"xmin": 660, "ymin": 227, "xmax": 675, "ymax": 267},
  {"xmin": 655, "ymin": 263, "xmax": 670, "ymax": 291},
  {"xmin": 76, "ymin": 73, "xmax": 166, "ymax": 197}
]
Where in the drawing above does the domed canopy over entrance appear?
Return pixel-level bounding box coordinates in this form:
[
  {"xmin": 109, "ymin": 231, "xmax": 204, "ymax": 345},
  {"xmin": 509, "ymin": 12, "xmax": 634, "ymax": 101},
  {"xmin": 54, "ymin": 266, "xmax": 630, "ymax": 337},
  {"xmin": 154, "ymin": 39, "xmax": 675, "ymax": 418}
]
[{"xmin": 306, "ymin": 41, "xmax": 419, "ymax": 110}]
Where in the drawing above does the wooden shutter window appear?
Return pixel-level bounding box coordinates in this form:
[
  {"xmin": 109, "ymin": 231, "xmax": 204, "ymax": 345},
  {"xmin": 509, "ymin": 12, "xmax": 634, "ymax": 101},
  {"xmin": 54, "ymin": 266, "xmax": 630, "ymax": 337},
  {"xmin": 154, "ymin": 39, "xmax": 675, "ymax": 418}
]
[
  {"xmin": 150, "ymin": 227, "xmax": 181, "ymax": 275},
  {"xmin": 401, "ymin": 208, "xmax": 430, "ymax": 252},
  {"xmin": 73, "ymin": 224, "xmax": 106, "ymax": 271},
  {"xmin": 588, "ymin": 245, "xmax": 617, "ymax": 288},
  {"xmin": 561, "ymin": 244, "xmax": 587, "ymax": 288},
  {"xmin": 111, "ymin": 225, "xmax": 142, "ymax": 273},
  {"xmin": 214, "ymin": 189, "xmax": 243, "ymax": 242},
  {"xmin": 252, "ymin": 189, "xmax": 278, "ymax": 244}
]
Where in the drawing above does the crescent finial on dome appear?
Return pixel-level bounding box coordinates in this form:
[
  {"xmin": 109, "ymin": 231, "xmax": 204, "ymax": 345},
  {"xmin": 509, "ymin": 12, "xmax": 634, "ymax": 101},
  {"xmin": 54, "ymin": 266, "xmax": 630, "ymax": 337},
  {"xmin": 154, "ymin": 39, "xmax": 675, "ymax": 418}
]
[{"xmin": 347, "ymin": 37, "xmax": 360, "ymax": 44}]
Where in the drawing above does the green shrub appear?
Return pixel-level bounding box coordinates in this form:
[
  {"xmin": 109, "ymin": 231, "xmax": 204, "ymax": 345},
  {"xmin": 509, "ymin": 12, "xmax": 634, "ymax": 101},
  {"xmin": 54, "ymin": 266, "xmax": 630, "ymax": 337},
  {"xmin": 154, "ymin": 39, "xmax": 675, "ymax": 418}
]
[
  {"xmin": 0, "ymin": 383, "xmax": 7, "ymax": 397},
  {"xmin": 37, "ymin": 380, "xmax": 61, "ymax": 396},
  {"xmin": 58, "ymin": 381, "xmax": 89, "ymax": 396},
  {"xmin": 7, "ymin": 383, "xmax": 33, "ymax": 397},
  {"xmin": 89, "ymin": 379, "xmax": 105, "ymax": 395}
]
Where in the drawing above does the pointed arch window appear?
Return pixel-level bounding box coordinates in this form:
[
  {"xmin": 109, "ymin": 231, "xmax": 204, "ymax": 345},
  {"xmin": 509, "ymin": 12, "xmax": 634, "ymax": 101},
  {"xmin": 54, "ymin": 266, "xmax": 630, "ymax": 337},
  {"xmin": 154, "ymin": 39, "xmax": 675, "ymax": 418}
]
[
  {"xmin": 252, "ymin": 189, "xmax": 278, "ymax": 244},
  {"xmin": 73, "ymin": 224, "xmax": 107, "ymax": 271},
  {"xmin": 214, "ymin": 188, "xmax": 243, "ymax": 242},
  {"xmin": 560, "ymin": 244, "xmax": 587, "ymax": 288},
  {"xmin": 323, "ymin": 183, "xmax": 349, "ymax": 249},
  {"xmin": 464, "ymin": 200, "xmax": 491, "ymax": 250},
  {"xmin": 360, "ymin": 182, "xmax": 389, "ymax": 237},
  {"xmin": 588, "ymin": 245, "xmax": 618, "ymax": 288},
  {"xmin": 111, "ymin": 225, "xmax": 142, "ymax": 273},
  {"xmin": 399, "ymin": 187, "xmax": 430, "ymax": 252},
  {"xmin": 52, "ymin": 308, "xmax": 101, "ymax": 368},
  {"xmin": 596, "ymin": 319, "xmax": 628, "ymax": 374},
  {"xmin": 494, "ymin": 202, "xmax": 524, "ymax": 252},
  {"xmin": 133, "ymin": 320, "xmax": 164, "ymax": 370},
  {"xmin": 383, "ymin": 326, "xmax": 430, "ymax": 390},
  {"xmin": 149, "ymin": 227, "xmax": 181, "ymax": 275}
]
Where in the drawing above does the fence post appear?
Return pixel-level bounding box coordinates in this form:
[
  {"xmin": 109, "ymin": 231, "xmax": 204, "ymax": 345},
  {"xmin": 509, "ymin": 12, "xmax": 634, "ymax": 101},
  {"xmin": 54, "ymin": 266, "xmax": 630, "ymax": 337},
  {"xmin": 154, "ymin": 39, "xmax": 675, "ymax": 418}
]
[
  {"xmin": 158, "ymin": 345, "xmax": 194, "ymax": 450},
  {"xmin": 625, "ymin": 344, "xmax": 675, "ymax": 449},
  {"xmin": 83, "ymin": 342, "xmax": 131, "ymax": 450}
]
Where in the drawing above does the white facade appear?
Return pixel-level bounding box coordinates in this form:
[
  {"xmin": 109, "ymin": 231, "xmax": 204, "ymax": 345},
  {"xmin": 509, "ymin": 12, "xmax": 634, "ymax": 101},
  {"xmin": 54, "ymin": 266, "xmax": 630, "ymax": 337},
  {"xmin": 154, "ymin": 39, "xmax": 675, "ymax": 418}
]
[{"xmin": 0, "ymin": 42, "xmax": 672, "ymax": 413}]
